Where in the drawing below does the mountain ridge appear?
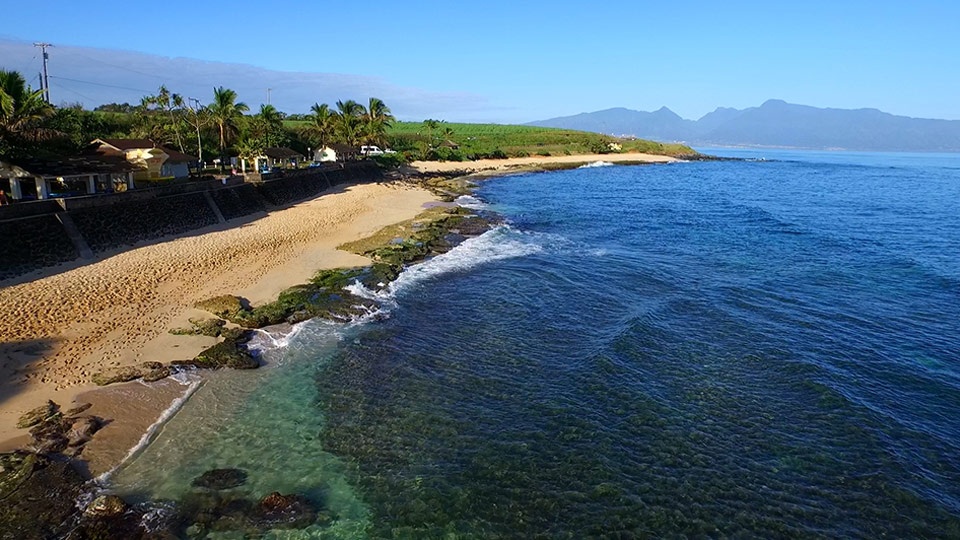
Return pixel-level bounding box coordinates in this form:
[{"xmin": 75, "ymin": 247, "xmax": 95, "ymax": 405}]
[{"xmin": 528, "ymin": 100, "xmax": 960, "ymax": 152}]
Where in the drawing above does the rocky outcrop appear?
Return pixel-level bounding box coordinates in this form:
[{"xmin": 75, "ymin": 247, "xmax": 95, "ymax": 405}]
[
  {"xmin": 174, "ymin": 339, "xmax": 258, "ymax": 370},
  {"xmin": 19, "ymin": 400, "xmax": 106, "ymax": 457},
  {"xmin": 91, "ymin": 361, "xmax": 173, "ymax": 386},
  {"xmin": 169, "ymin": 317, "xmax": 226, "ymax": 337}
]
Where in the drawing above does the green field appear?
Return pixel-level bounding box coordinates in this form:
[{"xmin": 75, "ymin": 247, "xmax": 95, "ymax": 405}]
[{"xmin": 384, "ymin": 121, "xmax": 694, "ymax": 160}]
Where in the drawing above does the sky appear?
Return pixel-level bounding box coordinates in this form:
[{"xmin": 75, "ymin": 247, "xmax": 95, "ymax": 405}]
[{"xmin": 3, "ymin": 0, "xmax": 960, "ymax": 123}]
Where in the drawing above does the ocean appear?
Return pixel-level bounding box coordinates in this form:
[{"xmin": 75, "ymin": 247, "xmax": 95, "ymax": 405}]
[{"xmin": 108, "ymin": 149, "xmax": 960, "ymax": 538}]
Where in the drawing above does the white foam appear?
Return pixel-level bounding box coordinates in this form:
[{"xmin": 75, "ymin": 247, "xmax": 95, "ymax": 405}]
[
  {"xmin": 388, "ymin": 225, "xmax": 542, "ymax": 295},
  {"xmin": 454, "ymin": 194, "xmax": 488, "ymax": 209},
  {"xmin": 250, "ymin": 323, "xmax": 307, "ymax": 351},
  {"xmin": 579, "ymin": 161, "xmax": 615, "ymax": 168},
  {"xmin": 95, "ymin": 377, "xmax": 204, "ymax": 484}
]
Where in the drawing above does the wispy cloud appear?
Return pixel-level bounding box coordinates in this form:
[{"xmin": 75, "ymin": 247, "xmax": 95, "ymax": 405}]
[{"xmin": 0, "ymin": 39, "xmax": 491, "ymax": 121}]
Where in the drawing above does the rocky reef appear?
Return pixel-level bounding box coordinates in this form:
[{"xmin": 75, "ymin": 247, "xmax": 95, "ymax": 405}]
[{"xmin": 193, "ymin": 205, "xmax": 495, "ymax": 331}]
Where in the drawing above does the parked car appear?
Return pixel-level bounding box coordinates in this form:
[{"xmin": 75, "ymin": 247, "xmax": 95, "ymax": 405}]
[{"xmin": 360, "ymin": 145, "xmax": 384, "ymax": 156}]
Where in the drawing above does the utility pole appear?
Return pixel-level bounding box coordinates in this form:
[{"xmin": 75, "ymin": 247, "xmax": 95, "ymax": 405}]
[
  {"xmin": 188, "ymin": 97, "xmax": 204, "ymax": 166},
  {"xmin": 267, "ymin": 88, "xmax": 272, "ymax": 105},
  {"xmin": 33, "ymin": 42, "xmax": 53, "ymax": 103}
]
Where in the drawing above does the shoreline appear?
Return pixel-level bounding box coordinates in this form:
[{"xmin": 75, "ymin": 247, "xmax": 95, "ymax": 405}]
[
  {"xmin": 0, "ymin": 180, "xmax": 439, "ymax": 465},
  {"xmin": 406, "ymin": 151, "xmax": 678, "ymax": 175},
  {"xmin": 0, "ymin": 152, "xmax": 674, "ymax": 473}
]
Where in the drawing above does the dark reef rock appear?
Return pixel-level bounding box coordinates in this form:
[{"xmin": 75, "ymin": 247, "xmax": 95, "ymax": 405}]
[
  {"xmin": 177, "ymin": 340, "xmax": 258, "ymax": 370},
  {"xmin": 219, "ymin": 326, "xmax": 253, "ymax": 343},
  {"xmin": 84, "ymin": 494, "xmax": 129, "ymax": 518},
  {"xmin": 0, "ymin": 451, "xmax": 86, "ymax": 539},
  {"xmin": 191, "ymin": 468, "xmax": 248, "ymax": 490}
]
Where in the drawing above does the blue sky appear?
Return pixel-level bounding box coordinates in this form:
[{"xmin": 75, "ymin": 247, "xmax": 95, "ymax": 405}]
[{"xmin": 3, "ymin": 0, "xmax": 959, "ymax": 122}]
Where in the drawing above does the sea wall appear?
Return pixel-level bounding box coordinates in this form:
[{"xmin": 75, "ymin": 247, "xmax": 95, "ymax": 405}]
[{"xmin": 0, "ymin": 163, "xmax": 381, "ymax": 281}]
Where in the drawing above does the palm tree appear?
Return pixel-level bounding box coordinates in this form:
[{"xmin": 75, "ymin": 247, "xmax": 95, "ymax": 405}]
[
  {"xmin": 361, "ymin": 97, "xmax": 394, "ymax": 148},
  {"xmin": 334, "ymin": 99, "xmax": 366, "ymax": 147},
  {"xmin": 302, "ymin": 102, "xmax": 335, "ymax": 150},
  {"xmin": 207, "ymin": 86, "xmax": 249, "ymax": 166},
  {"xmin": 253, "ymin": 104, "xmax": 284, "ymax": 148},
  {"xmin": 0, "ymin": 70, "xmax": 54, "ymax": 152}
]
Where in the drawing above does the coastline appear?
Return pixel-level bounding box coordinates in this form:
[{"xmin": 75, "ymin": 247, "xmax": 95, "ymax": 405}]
[
  {"xmin": 407, "ymin": 151, "xmax": 678, "ymax": 174},
  {"xmin": 0, "ymin": 181, "xmax": 439, "ymax": 464},
  {"xmin": 0, "ymin": 152, "xmax": 673, "ymax": 481}
]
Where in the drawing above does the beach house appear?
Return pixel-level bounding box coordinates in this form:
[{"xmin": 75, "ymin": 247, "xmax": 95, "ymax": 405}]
[
  {"xmin": 315, "ymin": 144, "xmax": 358, "ymax": 163},
  {"xmin": 87, "ymin": 139, "xmax": 197, "ymax": 180},
  {"xmin": 0, "ymin": 154, "xmax": 139, "ymax": 201}
]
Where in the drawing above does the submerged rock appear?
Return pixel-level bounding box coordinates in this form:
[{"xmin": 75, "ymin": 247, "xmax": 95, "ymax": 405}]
[
  {"xmin": 257, "ymin": 491, "xmax": 317, "ymax": 528},
  {"xmin": 192, "ymin": 468, "xmax": 248, "ymax": 490},
  {"xmin": 66, "ymin": 403, "xmax": 93, "ymax": 417},
  {"xmin": 66, "ymin": 415, "xmax": 103, "ymax": 447}
]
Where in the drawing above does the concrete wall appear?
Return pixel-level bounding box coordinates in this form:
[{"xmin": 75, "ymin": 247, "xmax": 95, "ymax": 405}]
[{"xmin": 0, "ymin": 162, "xmax": 381, "ymax": 281}]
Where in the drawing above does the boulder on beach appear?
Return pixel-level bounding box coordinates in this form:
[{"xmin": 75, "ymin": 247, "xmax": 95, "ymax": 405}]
[
  {"xmin": 169, "ymin": 317, "xmax": 226, "ymax": 337},
  {"xmin": 16, "ymin": 400, "xmax": 60, "ymax": 429},
  {"xmin": 194, "ymin": 295, "xmax": 248, "ymax": 318}
]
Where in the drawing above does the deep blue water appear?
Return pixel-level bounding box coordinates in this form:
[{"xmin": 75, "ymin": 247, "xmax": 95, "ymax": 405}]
[{"xmin": 113, "ymin": 150, "xmax": 960, "ymax": 538}]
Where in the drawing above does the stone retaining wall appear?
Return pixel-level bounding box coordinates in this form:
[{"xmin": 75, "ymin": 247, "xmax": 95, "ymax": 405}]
[{"xmin": 0, "ymin": 163, "xmax": 381, "ymax": 281}]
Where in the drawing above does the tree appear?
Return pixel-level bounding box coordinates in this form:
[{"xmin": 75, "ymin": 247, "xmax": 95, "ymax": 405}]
[
  {"xmin": 361, "ymin": 97, "xmax": 394, "ymax": 148},
  {"xmin": 0, "ymin": 70, "xmax": 55, "ymax": 157},
  {"xmin": 207, "ymin": 86, "xmax": 249, "ymax": 165},
  {"xmin": 301, "ymin": 102, "xmax": 335, "ymax": 149},
  {"xmin": 334, "ymin": 99, "xmax": 366, "ymax": 147},
  {"xmin": 250, "ymin": 104, "xmax": 286, "ymax": 148}
]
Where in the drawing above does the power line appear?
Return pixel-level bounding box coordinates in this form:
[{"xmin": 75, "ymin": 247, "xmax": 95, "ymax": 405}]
[
  {"xmin": 48, "ymin": 75, "xmax": 154, "ymax": 95},
  {"xmin": 47, "ymin": 81, "xmax": 98, "ymax": 103}
]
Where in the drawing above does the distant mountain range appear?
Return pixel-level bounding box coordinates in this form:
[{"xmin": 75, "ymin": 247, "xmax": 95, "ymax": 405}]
[{"xmin": 528, "ymin": 100, "xmax": 960, "ymax": 152}]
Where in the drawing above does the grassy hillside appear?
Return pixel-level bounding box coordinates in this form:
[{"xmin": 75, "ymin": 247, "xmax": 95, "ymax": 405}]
[{"xmin": 385, "ymin": 121, "xmax": 695, "ymax": 160}]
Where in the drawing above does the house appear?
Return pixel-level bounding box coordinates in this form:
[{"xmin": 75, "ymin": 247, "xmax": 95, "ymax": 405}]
[
  {"xmin": 314, "ymin": 144, "xmax": 358, "ymax": 163},
  {"xmin": 0, "ymin": 155, "xmax": 138, "ymax": 201},
  {"xmin": 87, "ymin": 139, "xmax": 197, "ymax": 180},
  {"xmin": 260, "ymin": 147, "xmax": 305, "ymax": 169}
]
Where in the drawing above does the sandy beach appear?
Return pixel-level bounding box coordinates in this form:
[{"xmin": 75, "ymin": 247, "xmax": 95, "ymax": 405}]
[
  {"xmin": 408, "ymin": 151, "xmax": 678, "ymax": 174},
  {"xmin": 0, "ymin": 181, "xmax": 438, "ymax": 453}
]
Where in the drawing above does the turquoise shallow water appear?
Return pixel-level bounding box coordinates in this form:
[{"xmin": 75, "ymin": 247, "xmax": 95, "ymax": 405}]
[{"xmin": 110, "ymin": 150, "xmax": 960, "ymax": 538}]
